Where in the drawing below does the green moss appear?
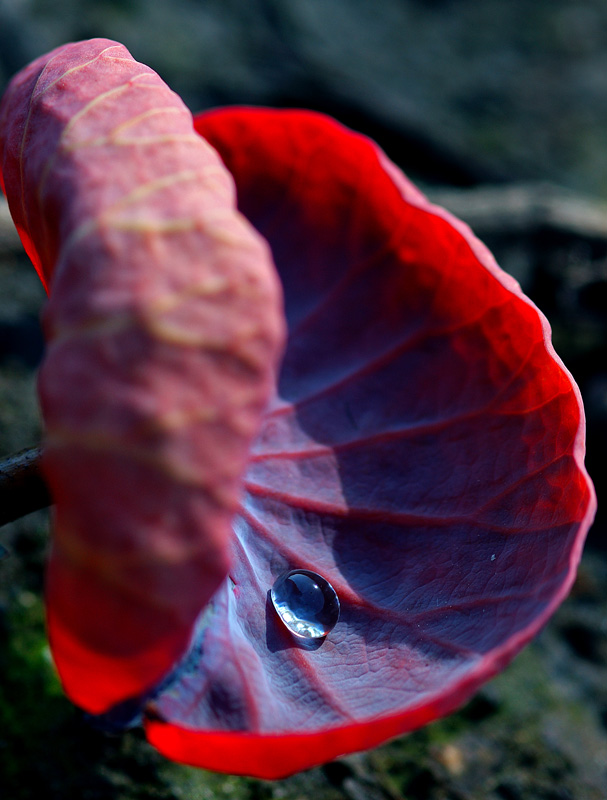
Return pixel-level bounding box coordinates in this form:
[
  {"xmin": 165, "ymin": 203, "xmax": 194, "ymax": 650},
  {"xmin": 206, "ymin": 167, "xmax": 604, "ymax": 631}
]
[
  {"xmin": 0, "ymin": 592, "xmax": 68, "ymax": 791},
  {"xmin": 0, "ymin": 585, "xmax": 340, "ymax": 800}
]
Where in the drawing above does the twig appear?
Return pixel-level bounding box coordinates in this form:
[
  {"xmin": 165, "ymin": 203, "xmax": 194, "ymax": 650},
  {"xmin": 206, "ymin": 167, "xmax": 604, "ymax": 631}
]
[
  {"xmin": 426, "ymin": 181, "xmax": 607, "ymax": 239},
  {"xmin": 0, "ymin": 446, "xmax": 51, "ymax": 526}
]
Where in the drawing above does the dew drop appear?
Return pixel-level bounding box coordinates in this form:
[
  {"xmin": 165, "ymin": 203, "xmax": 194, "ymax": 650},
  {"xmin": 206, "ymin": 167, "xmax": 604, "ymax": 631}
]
[{"xmin": 271, "ymin": 569, "xmax": 340, "ymax": 640}]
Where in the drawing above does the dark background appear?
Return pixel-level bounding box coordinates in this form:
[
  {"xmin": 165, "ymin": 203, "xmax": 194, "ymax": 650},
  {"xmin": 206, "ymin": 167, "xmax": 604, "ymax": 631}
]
[
  {"xmin": 0, "ymin": 1, "xmax": 606, "ymax": 798},
  {"xmin": 4, "ymin": 0, "xmax": 607, "ymax": 194}
]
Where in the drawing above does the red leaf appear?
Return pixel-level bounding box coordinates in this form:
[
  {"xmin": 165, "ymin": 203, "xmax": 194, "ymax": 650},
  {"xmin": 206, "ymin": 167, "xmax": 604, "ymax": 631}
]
[
  {"xmin": 142, "ymin": 108, "xmax": 596, "ymax": 777},
  {"xmin": 0, "ymin": 43, "xmax": 284, "ymax": 712},
  {"xmin": 0, "ymin": 42, "xmax": 596, "ymax": 778}
]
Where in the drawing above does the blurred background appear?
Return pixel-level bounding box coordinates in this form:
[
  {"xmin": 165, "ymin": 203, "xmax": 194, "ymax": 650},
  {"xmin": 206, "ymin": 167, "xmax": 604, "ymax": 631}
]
[{"xmin": 0, "ymin": 1, "xmax": 606, "ymax": 798}]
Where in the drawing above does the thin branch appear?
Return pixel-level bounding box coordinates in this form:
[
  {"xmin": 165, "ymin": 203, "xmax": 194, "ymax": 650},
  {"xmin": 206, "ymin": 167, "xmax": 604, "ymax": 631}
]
[{"xmin": 0, "ymin": 446, "xmax": 51, "ymax": 527}]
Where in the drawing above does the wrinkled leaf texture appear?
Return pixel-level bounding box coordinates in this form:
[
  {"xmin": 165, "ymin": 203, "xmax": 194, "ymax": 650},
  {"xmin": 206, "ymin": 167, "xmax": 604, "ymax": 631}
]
[
  {"xmin": 0, "ymin": 40, "xmax": 284, "ymax": 714},
  {"xmin": 0, "ymin": 40, "xmax": 597, "ymax": 780}
]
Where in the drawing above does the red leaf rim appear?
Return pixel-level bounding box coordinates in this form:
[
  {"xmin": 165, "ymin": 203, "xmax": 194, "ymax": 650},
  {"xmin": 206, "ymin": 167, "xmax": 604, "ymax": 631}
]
[{"xmin": 140, "ymin": 108, "xmax": 596, "ymax": 778}]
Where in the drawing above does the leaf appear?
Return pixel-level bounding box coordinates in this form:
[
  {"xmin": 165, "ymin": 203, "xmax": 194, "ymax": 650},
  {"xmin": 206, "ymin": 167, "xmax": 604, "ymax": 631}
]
[
  {"xmin": 0, "ymin": 43, "xmax": 284, "ymax": 713},
  {"xmin": 142, "ymin": 109, "xmax": 596, "ymax": 778},
  {"xmin": 0, "ymin": 44, "xmax": 596, "ymax": 779}
]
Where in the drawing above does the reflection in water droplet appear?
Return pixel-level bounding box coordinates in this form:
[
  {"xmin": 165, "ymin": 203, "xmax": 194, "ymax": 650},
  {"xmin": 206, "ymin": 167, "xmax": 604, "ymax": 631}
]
[{"xmin": 271, "ymin": 569, "xmax": 340, "ymax": 639}]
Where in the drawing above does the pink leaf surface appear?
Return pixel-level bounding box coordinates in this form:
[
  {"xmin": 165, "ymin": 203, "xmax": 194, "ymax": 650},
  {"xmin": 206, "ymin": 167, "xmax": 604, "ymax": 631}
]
[
  {"xmin": 0, "ymin": 42, "xmax": 284, "ymax": 713},
  {"xmin": 142, "ymin": 109, "xmax": 596, "ymax": 777}
]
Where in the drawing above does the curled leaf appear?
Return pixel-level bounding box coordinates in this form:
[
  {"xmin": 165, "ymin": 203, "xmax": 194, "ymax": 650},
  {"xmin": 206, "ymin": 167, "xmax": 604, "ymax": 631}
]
[
  {"xmin": 0, "ymin": 41, "xmax": 284, "ymax": 713},
  {"xmin": 0, "ymin": 43, "xmax": 596, "ymax": 779},
  {"xmin": 141, "ymin": 109, "xmax": 596, "ymax": 777}
]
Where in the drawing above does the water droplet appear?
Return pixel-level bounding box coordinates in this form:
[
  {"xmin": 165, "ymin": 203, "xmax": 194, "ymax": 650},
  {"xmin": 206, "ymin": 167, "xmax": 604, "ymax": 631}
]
[{"xmin": 271, "ymin": 569, "xmax": 340, "ymax": 640}]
